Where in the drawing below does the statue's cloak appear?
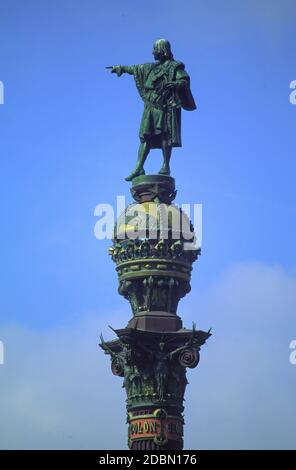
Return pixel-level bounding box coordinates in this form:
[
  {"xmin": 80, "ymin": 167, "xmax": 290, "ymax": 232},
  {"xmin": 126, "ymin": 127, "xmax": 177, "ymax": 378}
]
[
  {"xmin": 130, "ymin": 60, "xmax": 196, "ymax": 148},
  {"xmin": 132, "ymin": 61, "xmax": 196, "ymax": 111}
]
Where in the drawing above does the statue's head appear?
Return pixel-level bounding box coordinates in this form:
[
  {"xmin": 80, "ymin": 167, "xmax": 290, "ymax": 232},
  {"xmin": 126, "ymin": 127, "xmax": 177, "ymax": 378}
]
[{"xmin": 153, "ymin": 39, "xmax": 173, "ymax": 61}]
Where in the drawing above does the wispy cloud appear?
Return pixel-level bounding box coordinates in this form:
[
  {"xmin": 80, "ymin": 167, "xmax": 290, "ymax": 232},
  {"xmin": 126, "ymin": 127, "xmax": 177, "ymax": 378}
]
[
  {"xmin": 0, "ymin": 262, "xmax": 295, "ymax": 449},
  {"xmin": 0, "ymin": 314, "xmax": 127, "ymax": 449},
  {"xmin": 185, "ymin": 262, "xmax": 296, "ymax": 449}
]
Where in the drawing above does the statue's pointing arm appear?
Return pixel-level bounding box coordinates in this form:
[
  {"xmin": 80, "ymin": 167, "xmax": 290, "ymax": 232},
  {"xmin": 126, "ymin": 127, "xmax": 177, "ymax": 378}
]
[
  {"xmin": 109, "ymin": 64, "xmax": 148, "ymax": 102},
  {"xmin": 111, "ymin": 65, "xmax": 135, "ymax": 77}
]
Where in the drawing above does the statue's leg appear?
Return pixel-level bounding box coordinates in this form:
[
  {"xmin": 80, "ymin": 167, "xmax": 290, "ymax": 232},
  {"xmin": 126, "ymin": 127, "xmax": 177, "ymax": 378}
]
[
  {"xmin": 159, "ymin": 138, "xmax": 172, "ymax": 176},
  {"xmin": 125, "ymin": 142, "xmax": 150, "ymax": 181}
]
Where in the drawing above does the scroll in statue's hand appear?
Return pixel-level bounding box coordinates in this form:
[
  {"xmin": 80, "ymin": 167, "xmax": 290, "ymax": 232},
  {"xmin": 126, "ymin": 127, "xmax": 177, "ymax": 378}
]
[{"xmin": 165, "ymin": 82, "xmax": 177, "ymax": 90}]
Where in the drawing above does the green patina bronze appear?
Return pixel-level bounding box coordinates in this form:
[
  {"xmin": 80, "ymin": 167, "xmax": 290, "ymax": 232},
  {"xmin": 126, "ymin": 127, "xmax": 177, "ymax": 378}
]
[
  {"xmin": 107, "ymin": 39, "xmax": 196, "ymax": 181},
  {"xmin": 100, "ymin": 41, "xmax": 209, "ymax": 451},
  {"xmin": 100, "ymin": 175, "xmax": 210, "ymax": 449},
  {"xmin": 100, "ymin": 324, "xmax": 210, "ymax": 449},
  {"xmin": 109, "ymin": 177, "xmax": 200, "ymax": 328}
]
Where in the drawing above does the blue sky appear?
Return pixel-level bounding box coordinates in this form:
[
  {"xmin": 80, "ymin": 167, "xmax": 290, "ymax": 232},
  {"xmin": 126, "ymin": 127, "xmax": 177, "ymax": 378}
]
[{"xmin": 0, "ymin": 0, "xmax": 296, "ymax": 449}]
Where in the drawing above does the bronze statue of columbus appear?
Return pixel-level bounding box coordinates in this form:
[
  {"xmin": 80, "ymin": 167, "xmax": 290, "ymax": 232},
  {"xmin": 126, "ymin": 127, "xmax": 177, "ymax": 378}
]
[{"xmin": 108, "ymin": 39, "xmax": 196, "ymax": 181}]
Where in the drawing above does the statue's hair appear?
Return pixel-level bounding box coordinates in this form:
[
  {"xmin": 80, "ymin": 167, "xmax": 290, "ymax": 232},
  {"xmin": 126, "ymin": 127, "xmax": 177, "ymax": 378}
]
[{"xmin": 154, "ymin": 39, "xmax": 173, "ymax": 60}]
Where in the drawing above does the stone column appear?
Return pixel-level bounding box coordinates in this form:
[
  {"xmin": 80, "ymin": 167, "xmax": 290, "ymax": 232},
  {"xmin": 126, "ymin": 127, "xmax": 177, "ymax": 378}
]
[{"xmin": 100, "ymin": 174, "xmax": 210, "ymax": 450}]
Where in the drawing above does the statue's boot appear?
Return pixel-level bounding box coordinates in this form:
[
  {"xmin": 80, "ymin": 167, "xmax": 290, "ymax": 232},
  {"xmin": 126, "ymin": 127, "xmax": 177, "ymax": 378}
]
[
  {"xmin": 158, "ymin": 165, "xmax": 170, "ymax": 176},
  {"xmin": 125, "ymin": 168, "xmax": 145, "ymax": 182},
  {"xmin": 125, "ymin": 149, "xmax": 148, "ymax": 181},
  {"xmin": 158, "ymin": 151, "xmax": 171, "ymax": 176}
]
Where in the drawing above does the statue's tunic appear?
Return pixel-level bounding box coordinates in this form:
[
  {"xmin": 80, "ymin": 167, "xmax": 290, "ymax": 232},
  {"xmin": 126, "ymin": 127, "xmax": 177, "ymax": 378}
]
[{"xmin": 127, "ymin": 60, "xmax": 196, "ymax": 148}]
